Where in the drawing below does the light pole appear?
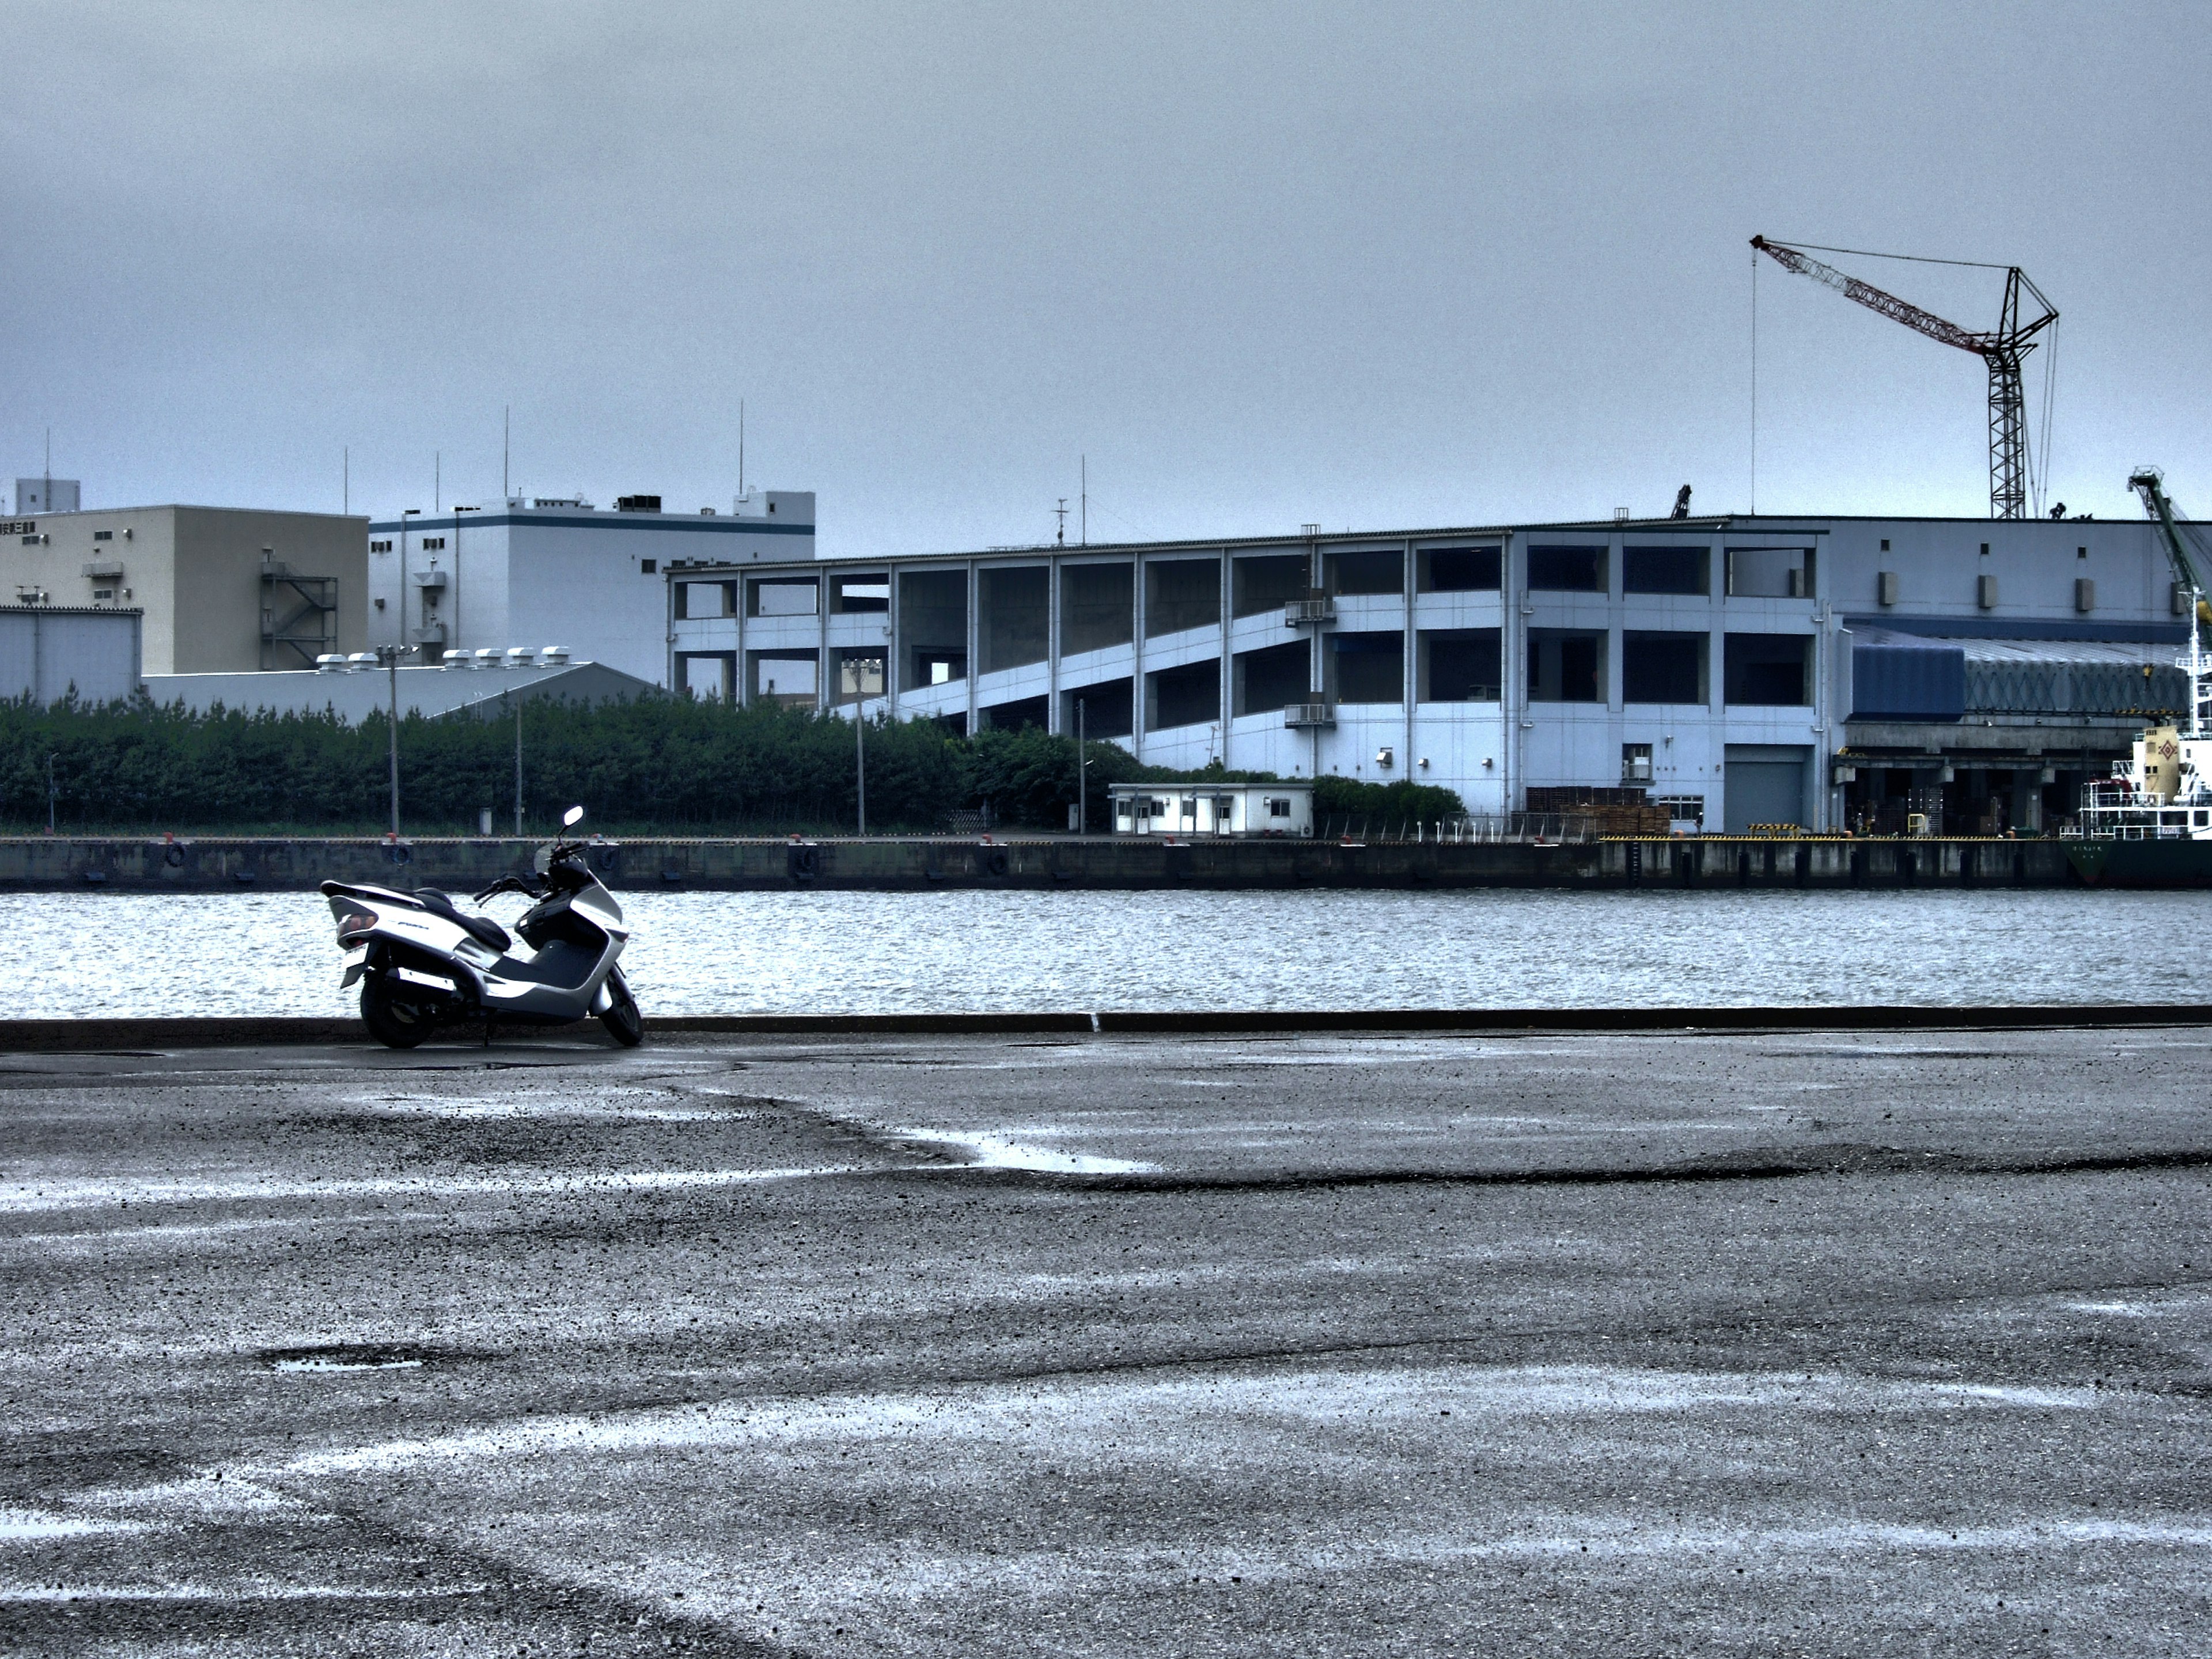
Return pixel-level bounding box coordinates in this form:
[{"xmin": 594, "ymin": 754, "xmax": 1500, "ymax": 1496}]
[
  {"xmin": 513, "ymin": 696, "xmax": 524, "ymax": 836},
  {"xmin": 375, "ymin": 643, "xmax": 403, "ymax": 835},
  {"xmin": 855, "ymin": 706, "xmax": 867, "ymax": 836},
  {"xmin": 1076, "ymin": 698, "xmax": 1086, "ymax": 836}
]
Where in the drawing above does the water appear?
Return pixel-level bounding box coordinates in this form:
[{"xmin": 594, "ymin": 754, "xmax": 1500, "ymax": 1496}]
[{"xmin": 9, "ymin": 888, "xmax": 2210, "ymax": 1019}]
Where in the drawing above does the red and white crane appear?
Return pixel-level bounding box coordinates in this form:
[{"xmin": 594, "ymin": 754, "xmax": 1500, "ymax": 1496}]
[{"xmin": 1751, "ymin": 236, "xmax": 2056, "ymax": 521}]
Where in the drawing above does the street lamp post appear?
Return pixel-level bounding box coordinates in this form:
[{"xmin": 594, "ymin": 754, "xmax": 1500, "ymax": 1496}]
[
  {"xmin": 855, "ymin": 706, "xmax": 867, "ymax": 837},
  {"xmin": 376, "ymin": 643, "xmax": 403, "ymax": 836},
  {"xmin": 1077, "ymin": 698, "xmax": 1086, "ymax": 836}
]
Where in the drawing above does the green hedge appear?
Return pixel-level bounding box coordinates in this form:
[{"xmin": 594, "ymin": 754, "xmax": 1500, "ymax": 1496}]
[{"xmin": 0, "ymin": 694, "xmax": 1462, "ymax": 835}]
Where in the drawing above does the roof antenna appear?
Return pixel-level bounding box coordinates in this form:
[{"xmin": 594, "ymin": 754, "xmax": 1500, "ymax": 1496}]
[
  {"xmin": 738, "ymin": 400, "xmax": 745, "ymax": 498},
  {"xmin": 1055, "ymin": 498, "xmax": 1068, "ymax": 546},
  {"xmin": 503, "ymin": 405, "xmax": 510, "ymax": 498}
]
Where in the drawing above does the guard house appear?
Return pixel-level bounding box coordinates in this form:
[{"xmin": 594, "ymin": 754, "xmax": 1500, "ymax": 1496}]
[{"xmin": 1111, "ymin": 782, "xmax": 1313, "ymax": 837}]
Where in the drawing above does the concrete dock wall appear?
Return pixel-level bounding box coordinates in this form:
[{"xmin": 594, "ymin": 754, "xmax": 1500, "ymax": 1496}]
[{"xmin": 0, "ymin": 835, "xmax": 2084, "ymax": 892}]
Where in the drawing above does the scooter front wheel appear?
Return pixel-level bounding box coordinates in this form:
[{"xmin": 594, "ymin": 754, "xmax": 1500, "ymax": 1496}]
[
  {"xmin": 361, "ymin": 974, "xmax": 434, "ymax": 1048},
  {"xmin": 600, "ymin": 971, "xmax": 644, "ymax": 1047}
]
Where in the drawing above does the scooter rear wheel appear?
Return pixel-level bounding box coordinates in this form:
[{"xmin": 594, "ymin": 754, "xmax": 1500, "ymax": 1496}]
[
  {"xmin": 600, "ymin": 972, "xmax": 644, "ymax": 1047},
  {"xmin": 361, "ymin": 974, "xmax": 434, "ymax": 1048}
]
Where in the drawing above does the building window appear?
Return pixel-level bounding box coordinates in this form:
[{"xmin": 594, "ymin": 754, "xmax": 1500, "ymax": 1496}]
[
  {"xmin": 1527, "ymin": 628, "xmax": 1604, "ymax": 702},
  {"xmin": 1329, "ymin": 631, "xmax": 1404, "ymax": 704},
  {"xmin": 1325, "ymin": 549, "xmax": 1403, "ymax": 596},
  {"xmin": 1622, "ymin": 631, "xmax": 1706, "ymax": 704},
  {"xmin": 1724, "ymin": 633, "xmax": 1812, "ymax": 705},
  {"xmin": 1527, "ymin": 545, "xmax": 1605, "ymax": 592},
  {"xmin": 93, "ymin": 529, "xmax": 113, "ymax": 542},
  {"xmin": 370, "ymin": 539, "xmax": 393, "ymax": 553},
  {"xmin": 1268, "ymin": 797, "xmax": 1291, "ymax": 819},
  {"xmin": 641, "ymin": 559, "xmax": 657, "ymax": 574},
  {"xmin": 1419, "ymin": 546, "xmax": 1501, "ymax": 592},
  {"xmin": 1622, "ymin": 546, "xmax": 1707, "ymax": 595},
  {"xmin": 1418, "ymin": 628, "xmax": 1501, "ymax": 702},
  {"xmin": 421, "ymin": 536, "xmax": 446, "ymax": 551}
]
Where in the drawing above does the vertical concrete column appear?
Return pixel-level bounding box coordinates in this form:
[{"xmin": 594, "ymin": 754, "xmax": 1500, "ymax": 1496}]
[
  {"xmin": 1506, "ymin": 532, "xmax": 1527, "ymax": 811},
  {"xmin": 1131, "ymin": 554, "xmax": 1147, "ymax": 762},
  {"xmin": 885, "ymin": 565, "xmax": 900, "ymax": 722},
  {"xmin": 1047, "ymin": 556, "xmax": 1062, "ymax": 736},
  {"xmin": 1607, "ymin": 529, "xmax": 1624, "ymax": 716},
  {"xmin": 1402, "ymin": 537, "xmax": 1416, "ymax": 775},
  {"xmin": 1218, "ymin": 550, "xmax": 1232, "ymax": 769},
  {"xmin": 965, "ymin": 559, "xmax": 979, "ymax": 736}
]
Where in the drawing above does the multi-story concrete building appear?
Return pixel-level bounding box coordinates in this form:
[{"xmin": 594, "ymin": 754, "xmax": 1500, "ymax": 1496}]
[
  {"xmin": 0, "ymin": 503, "xmax": 367, "ymax": 674},
  {"xmin": 665, "ymin": 512, "xmax": 2183, "ymax": 835},
  {"xmin": 366, "ymin": 490, "xmax": 815, "ymax": 685}
]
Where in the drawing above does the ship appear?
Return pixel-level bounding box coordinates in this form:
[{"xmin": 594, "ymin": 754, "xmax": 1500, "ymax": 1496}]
[{"xmin": 2062, "ymin": 603, "xmax": 2212, "ymax": 885}]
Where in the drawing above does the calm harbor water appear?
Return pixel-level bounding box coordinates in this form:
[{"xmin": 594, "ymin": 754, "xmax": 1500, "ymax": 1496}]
[{"xmin": 9, "ymin": 887, "xmax": 2211, "ymax": 1019}]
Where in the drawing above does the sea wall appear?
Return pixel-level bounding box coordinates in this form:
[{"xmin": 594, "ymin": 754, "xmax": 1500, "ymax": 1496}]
[{"xmin": 0, "ymin": 835, "xmax": 2083, "ymax": 892}]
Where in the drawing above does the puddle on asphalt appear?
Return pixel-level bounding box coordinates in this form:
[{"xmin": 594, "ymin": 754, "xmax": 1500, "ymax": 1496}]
[
  {"xmin": 0, "ymin": 1509, "xmax": 149, "ymax": 1540},
  {"xmin": 261, "ymin": 1343, "xmax": 442, "ymax": 1374},
  {"xmin": 897, "ymin": 1127, "xmax": 1160, "ymax": 1176}
]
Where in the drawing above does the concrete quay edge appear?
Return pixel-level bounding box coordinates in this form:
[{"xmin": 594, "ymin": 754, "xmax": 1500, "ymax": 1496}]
[
  {"xmin": 0, "ymin": 834, "xmax": 2093, "ymax": 890},
  {"xmin": 4, "ymin": 1003, "xmax": 2207, "ymax": 1052}
]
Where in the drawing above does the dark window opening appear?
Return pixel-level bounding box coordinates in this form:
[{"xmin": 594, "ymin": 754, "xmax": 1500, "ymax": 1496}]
[
  {"xmin": 1419, "ymin": 546, "xmax": 1501, "ymax": 592},
  {"xmin": 1330, "ymin": 630, "xmax": 1404, "ymax": 704},
  {"xmin": 979, "ymin": 565, "xmax": 1050, "ymax": 673},
  {"xmin": 1062, "ymin": 677, "xmax": 1133, "ymax": 740},
  {"xmin": 1325, "ymin": 550, "xmax": 1403, "ymax": 596},
  {"xmin": 1233, "ymin": 555, "xmax": 1310, "ymax": 616},
  {"xmin": 1145, "ymin": 559, "xmax": 1221, "ymax": 637},
  {"xmin": 1060, "ymin": 561, "xmax": 1134, "ymax": 653},
  {"xmin": 1527, "ymin": 545, "xmax": 1604, "ymax": 592},
  {"xmin": 1234, "ymin": 641, "xmax": 1310, "ymax": 716},
  {"xmin": 1419, "ymin": 629, "xmax": 1501, "ymax": 702},
  {"xmin": 898, "ymin": 569, "xmax": 967, "ymax": 691},
  {"xmin": 1528, "ymin": 629, "xmax": 1604, "ymax": 702},
  {"xmin": 981, "ymin": 694, "xmax": 1048, "ymax": 732},
  {"xmin": 1147, "ymin": 658, "xmax": 1221, "ymax": 729},
  {"xmin": 1724, "ymin": 633, "xmax": 1812, "ymax": 705},
  {"xmin": 1623, "ymin": 546, "xmax": 1707, "ymax": 595},
  {"xmin": 1622, "ymin": 631, "xmax": 1706, "ymax": 704}
]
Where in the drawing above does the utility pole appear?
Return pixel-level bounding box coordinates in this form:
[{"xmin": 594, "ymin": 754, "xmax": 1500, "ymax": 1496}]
[
  {"xmin": 1080, "ymin": 456, "xmax": 1087, "ymax": 546},
  {"xmin": 343, "ymin": 447, "xmax": 349, "ymax": 516},
  {"xmin": 503, "ymin": 406, "xmax": 510, "ymax": 499},
  {"xmin": 46, "ymin": 752, "xmax": 56, "ymax": 834},
  {"xmin": 1076, "ymin": 698, "xmax": 1086, "ymax": 835},
  {"xmin": 377, "ymin": 644, "xmax": 403, "ymax": 835},
  {"xmin": 513, "ymin": 695, "xmax": 524, "ymax": 835},
  {"xmin": 855, "ymin": 708, "xmax": 866, "ymax": 836}
]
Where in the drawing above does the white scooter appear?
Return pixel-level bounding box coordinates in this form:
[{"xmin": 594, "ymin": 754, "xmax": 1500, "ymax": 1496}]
[{"xmin": 320, "ymin": 806, "xmax": 643, "ymax": 1048}]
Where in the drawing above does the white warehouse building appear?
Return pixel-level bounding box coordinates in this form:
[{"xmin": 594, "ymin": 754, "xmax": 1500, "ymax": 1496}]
[
  {"xmin": 367, "ymin": 490, "xmax": 814, "ymax": 685},
  {"xmin": 665, "ymin": 511, "xmax": 2184, "ymax": 835}
]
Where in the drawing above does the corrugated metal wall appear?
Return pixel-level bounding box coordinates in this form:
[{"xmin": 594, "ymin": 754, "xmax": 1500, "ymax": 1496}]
[{"xmin": 0, "ymin": 607, "xmax": 141, "ymax": 704}]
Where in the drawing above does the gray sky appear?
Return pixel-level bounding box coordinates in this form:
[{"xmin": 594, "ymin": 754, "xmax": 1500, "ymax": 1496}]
[{"xmin": 5, "ymin": 1, "xmax": 2207, "ymax": 554}]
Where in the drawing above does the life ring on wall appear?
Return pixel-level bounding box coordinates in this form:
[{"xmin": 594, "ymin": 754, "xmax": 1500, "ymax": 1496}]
[
  {"xmin": 386, "ymin": 844, "xmax": 413, "ymax": 866},
  {"xmin": 984, "ymin": 849, "xmax": 1010, "ymax": 877},
  {"xmin": 163, "ymin": 843, "xmax": 187, "ymax": 868},
  {"xmin": 788, "ymin": 844, "xmax": 820, "ymax": 880}
]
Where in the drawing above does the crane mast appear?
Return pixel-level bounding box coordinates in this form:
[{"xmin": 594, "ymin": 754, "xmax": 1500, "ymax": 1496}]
[{"xmin": 1751, "ymin": 237, "xmax": 2056, "ymax": 521}]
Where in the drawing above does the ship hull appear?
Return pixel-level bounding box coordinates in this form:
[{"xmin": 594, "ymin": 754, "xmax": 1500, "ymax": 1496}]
[{"xmin": 2064, "ymin": 838, "xmax": 2212, "ymax": 887}]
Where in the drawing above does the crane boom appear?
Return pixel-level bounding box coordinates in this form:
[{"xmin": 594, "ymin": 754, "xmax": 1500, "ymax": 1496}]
[
  {"xmin": 1751, "ymin": 236, "xmax": 2056, "ymax": 520},
  {"xmin": 2130, "ymin": 469, "xmax": 2211, "ymax": 639}
]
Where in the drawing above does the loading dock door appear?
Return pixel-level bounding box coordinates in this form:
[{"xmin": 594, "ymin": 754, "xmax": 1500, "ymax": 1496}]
[{"xmin": 1725, "ymin": 749, "xmax": 1809, "ymax": 833}]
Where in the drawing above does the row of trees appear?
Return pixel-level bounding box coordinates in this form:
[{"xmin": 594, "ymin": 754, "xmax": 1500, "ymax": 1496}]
[{"xmin": 0, "ymin": 693, "xmax": 1464, "ymax": 835}]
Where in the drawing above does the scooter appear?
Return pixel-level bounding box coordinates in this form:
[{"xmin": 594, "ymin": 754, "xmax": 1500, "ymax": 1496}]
[{"xmin": 320, "ymin": 806, "xmax": 643, "ymax": 1048}]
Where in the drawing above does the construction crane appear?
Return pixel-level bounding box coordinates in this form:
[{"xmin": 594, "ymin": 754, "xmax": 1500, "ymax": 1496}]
[
  {"xmin": 1751, "ymin": 236, "xmax": 2057, "ymax": 521},
  {"xmin": 2130, "ymin": 467, "xmax": 2212, "ymax": 639}
]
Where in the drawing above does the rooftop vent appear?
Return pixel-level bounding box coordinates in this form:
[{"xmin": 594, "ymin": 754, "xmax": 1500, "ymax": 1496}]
[
  {"xmin": 537, "ymin": 645, "xmax": 570, "ymax": 668},
  {"xmin": 315, "ymin": 653, "xmax": 347, "ymax": 673}
]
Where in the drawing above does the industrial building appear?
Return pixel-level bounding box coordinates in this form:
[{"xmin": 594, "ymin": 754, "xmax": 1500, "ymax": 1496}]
[
  {"xmin": 0, "ymin": 499, "xmax": 368, "ymax": 675},
  {"xmin": 1, "ymin": 604, "xmax": 141, "ymax": 704},
  {"xmin": 665, "ymin": 511, "xmax": 2183, "ymax": 835},
  {"xmin": 366, "ymin": 490, "xmax": 815, "ymax": 685},
  {"xmin": 142, "ymin": 650, "xmax": 652, "ymax": 722}
]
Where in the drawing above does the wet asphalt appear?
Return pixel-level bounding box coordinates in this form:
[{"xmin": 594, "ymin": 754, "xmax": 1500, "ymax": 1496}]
[{"xmin": 1, "ymin": 1024, "xmax": 2207, "ymax": 1657}]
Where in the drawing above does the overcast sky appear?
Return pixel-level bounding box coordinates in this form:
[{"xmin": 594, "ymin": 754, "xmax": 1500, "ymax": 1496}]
[{"xmin": 4, "ymin": 1, "xmax": 2207, "ymax": 554}]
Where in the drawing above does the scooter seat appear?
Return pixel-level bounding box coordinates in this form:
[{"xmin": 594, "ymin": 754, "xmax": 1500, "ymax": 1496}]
[{"xmin": 414, "ymin": 889, "xmax": 512, "ymax": 954}]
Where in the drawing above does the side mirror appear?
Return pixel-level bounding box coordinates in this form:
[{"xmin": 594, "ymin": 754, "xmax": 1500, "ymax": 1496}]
[{"xmin": 563, "ymin": 806, "xmax": 585, "ymax": 828}]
